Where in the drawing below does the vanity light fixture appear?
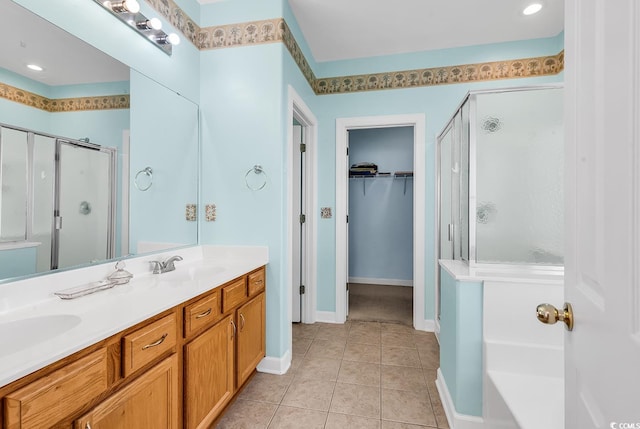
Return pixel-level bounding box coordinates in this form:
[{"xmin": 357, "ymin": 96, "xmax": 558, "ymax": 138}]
[
  {"xmin": 27, "ymin": 64, "xmax": 43, "ymax": 71},
  {"xmin": 523, "ymin": 3, "xmax": 543, "ymax": 15},
  {"xmin": 92, "ymin": 0, "xmax": 176, "ymax": 55}
]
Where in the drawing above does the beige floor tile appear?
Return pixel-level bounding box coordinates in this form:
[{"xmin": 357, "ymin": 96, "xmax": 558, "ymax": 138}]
[
  {"xmin": 239, "ymin": 373, "xmax": 292, "ymax": 403},
  {"xmin": 293, "ymin": 323, "xmax": 319, "ymax": 340},
  {"xmin": 268, "ymin": 406, "xmax": 327, "ymax": 429},
  {"xmin": 423, "ymin": 369, "xmax": 437, "ymax": 384},
  {"xmin": 382, "ymin": 365, "xmax": 428, "ymax": 392},
  {"xmin": 349, "ymin": 330, "xmax": 382, "ymax": 346},
  {"xmin": 289, "ymin": 355, "xmax": 303, "ymax": 373},
  {"xmin": 297, "ymin": 357, "xmax": 341, "ymax": 381},
  {"xmin": 382, "ymin": 347, "xmax": 422, "ymax": 368},
  {"xmin": 292, "ymin": 337, "xmax": 312, "ymax": 356},
  {"xmin": 316, "ymin": 323, "xmax": 350, "ymax": 340},
  {"xmin": 337, "ymin": 360, "xmax": 381, "ymax": 387},
  {"xmin": 281, "ymin": 378, "xmax": 335, "ymax": 411},
  {"xmin": 330, "ymin": 382, "xmax": 381, "ymax": 419},
  {"xmin": 412, "ymin": 332, "xmax": 439, "ymax": 350},
  {"xmin": 344, "ymin": 342, "xmax": 381, "ymax": 364},
  {"xmin": 215, "ymin": 399, "xmax": 277, "ymax": 429},
  {"xmin": 381, "ymin": 323, "xmax": 415, "ymax": 335},
  {"xmin": 428, "ymin": 389, "xmax": 449, "ymax": 428},
  {"xmin": 350, "ymin": 321, "xmax": 382, "ymax": 332},
  {"xmin": 418, "ymin": 347, "xmax": 440, "ymax": 369},
  {"xmin": 307, "ymin": 338, "xmax": 347, "ymax": 359},
  {"xmin": 326, "ymin": 412, "xmax": 381, "ymax": 429},
  {"xmin": 381, "ymin": 421, "xmax": 434, "ymax": 429},
  {"xmin": 381, "ymin": 332, "xmax": 417, "ymax": 349},
  {"xmin": 382, "ymin": 389, "xmax": 437, "ymax": 427}
]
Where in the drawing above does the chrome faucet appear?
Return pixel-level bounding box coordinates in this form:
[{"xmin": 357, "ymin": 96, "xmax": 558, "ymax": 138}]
[{"xmin": 150, "ymin": 255, "xmax": 183, "ymax": 274}]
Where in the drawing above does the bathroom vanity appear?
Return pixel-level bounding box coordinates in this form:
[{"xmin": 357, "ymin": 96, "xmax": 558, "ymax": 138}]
[{"xmin": 0, "ymin": 245, "xmax": 267, "ymax": 429}]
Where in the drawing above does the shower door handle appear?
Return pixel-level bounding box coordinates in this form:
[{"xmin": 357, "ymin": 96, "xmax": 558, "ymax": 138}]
[{"xmin": 448, "ymin": 224, "xmax": 454, "ymax": 241}]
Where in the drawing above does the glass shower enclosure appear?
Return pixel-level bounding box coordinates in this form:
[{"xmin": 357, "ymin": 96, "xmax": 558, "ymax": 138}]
[
  {"xmin": 0, "ymin": 123, "xmax": 116, "ymax": 275},
  {"xmin": 436, "ymin": 85, "xmax": 563, "ymax": 319}
]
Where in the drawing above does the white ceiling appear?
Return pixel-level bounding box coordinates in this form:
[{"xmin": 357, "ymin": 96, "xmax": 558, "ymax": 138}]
[
  {"xmin": 288, "ymin": 0, "xmax": 564, "ymax": 63},
  {"xmin": 0, "ymin": 0, "xmax": 129, "ymax": 87}
]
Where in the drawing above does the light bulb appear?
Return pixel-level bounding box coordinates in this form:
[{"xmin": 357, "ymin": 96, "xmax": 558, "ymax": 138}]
[
  {"xmin": 27, "ymin": 64, "xmax": 43, "ymax": 71},
  {"xmin": 124, "ymin": 0, "xmax": 140, "ymax": 13},
  {"xmin": 136, "ymin": 17, "xmax": 162, "ymax": 30},
  {"xmin": 523, "ymin": 3, "xmax": 543, "ymax": 15},
  {"xmin": 109, "ymin": 0, "xmax": 140, "ymax": 13},
  {"xmin": 167, "ymin": 33, "xmax": 180, "ymax": 45}
]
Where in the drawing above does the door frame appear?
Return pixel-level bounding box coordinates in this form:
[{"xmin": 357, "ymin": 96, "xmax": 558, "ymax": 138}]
[
  {"xmin": 335, "ymin": 114, "xmax": 427, "ymax": 329},
  {"xmin": 286, "ymin": 85, "xmax": 318, "ymax": 324}
]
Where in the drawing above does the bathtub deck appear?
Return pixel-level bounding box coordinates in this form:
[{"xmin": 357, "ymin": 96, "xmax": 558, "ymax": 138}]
[{"xmin": 488, "ymin": 370, "xmax": 564, "ymax": 429}]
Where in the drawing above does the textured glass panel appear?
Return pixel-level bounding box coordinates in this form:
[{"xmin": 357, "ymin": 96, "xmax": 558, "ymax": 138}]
[
  {"xmin": 451, "ymin": 112, "xmax": 462, "ymax": 260},
  {"xmin": 58, "ymin": 143, "xmax": 111, "ymax": 268},
  {"xmin": 0, "ymin": 128, "xmax": 28, "ymax": 241},
  {"xmin": 32, "ymin": 135, "xmax": 55, "ymax": 272},
  {"xmin": 460, "ymin": 100, "xmax": 470, "ymax": 261},
  {"xmin": 475, "ymin": 88, "xmax": 564, "ymax": 265}
]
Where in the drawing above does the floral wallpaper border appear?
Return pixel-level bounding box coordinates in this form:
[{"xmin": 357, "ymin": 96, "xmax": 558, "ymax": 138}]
[
  {"xmin": 0, "ymin": 82, "xmax": 129, "ymax": 112},
  {"xmin": 314, "ymin": 51, "xmax": 564, "ymax": 95},
  {"xmin": 143, "ymin": 0, "xmax": 563, "ymax": 94}
]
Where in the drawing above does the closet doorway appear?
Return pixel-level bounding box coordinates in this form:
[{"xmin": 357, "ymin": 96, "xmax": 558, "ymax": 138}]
[
  {"xmin": 336, "ymin": 114, "xmax": 427, "ymax": 329},
  {"xmin": 347, "ymin": 127, "xmax": 414, "ymax": 325}
]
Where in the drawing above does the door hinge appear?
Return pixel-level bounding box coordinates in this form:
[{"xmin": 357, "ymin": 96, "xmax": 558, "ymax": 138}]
[
  {"xmin": 346, "ymin": 283, "xmax": 349, "ymax": 291},
  {"xmin": 300, "ymin": 285, "xmax": 306, "ymax": 294},
  {"xmin": 346, "ymin": 147, "xmax": 349, "ymax": 156},
  {"xmin": 300, "ymin": 214, "xmax": 306, "ymax": 224},
  {"xmin": 300, "ymin": 143, "xmax": 306, "ymax": 153},
  {"xmin": 54, "ymin": 215, "xmax": 63, "ymax": 230},
  {"xmin": 346, "ymin": 215, "xmax": 349, "ymax": 223}
]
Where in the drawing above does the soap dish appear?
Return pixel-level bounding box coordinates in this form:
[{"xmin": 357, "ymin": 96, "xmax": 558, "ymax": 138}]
[{"xmin": 54, "ymin": 280, "xmax": 116, "ymax": 300}]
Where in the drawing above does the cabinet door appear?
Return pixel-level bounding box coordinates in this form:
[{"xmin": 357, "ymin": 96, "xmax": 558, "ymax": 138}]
[
  {"xmin": 74, "ymin": 355, "xmax": 179, "ymax": 429},
  {"xmin": 236, "ymin": 292, "xmax": 265, "ymax": 387},
  {"xmin": 184, "ymin": 315, "xmax": 234, "ymax": 429}
]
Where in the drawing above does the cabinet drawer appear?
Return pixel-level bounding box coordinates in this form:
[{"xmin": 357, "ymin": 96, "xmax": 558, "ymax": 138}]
[
  {"xmin": 248, "ymin": 268, "xmax": 265, "ymax": 296},
  {"xmin": 222, "ymin": 278, "xmax": 247, "ymax": 313},
  {"xmin": 123, "ymin": 313, "xmax": 177, "ymax": 377},
  {"xmin": 4, "ymin": 348, "xmax": 108, "ymax": 429},
  {"xmin": 184, "ymin": 289, "xmax": 221, "ymax": 337}
]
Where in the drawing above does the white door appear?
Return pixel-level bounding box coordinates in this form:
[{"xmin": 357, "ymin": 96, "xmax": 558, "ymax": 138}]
[
  {"xmin": 564, "ymin": 0, "xmax": 640, "ymax": 426},
  {"xmin": 292, "ymin": 124, "xmax": 303, "ymax": 323}
]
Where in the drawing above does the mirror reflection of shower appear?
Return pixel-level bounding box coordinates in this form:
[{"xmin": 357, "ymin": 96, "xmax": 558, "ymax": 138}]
[{"xmin": 0, "ymin": 124, "xmax": 115, "ymax": 279}]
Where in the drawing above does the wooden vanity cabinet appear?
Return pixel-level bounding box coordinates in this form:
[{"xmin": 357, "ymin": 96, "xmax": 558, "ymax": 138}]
[
  {"xmin": 183, "ymin": 315, "xmax": 234, "ymax": 429},
  {"xmin": 74, "ymin": 355, "xmax": 179, "ymax": 429},
  {"xmin": 0, "ymin": 265, "xmax": 266, "ymax": 429},
  {"xmin": 236, "ymin": 292, "xmax": 266, "ymax": 387}
]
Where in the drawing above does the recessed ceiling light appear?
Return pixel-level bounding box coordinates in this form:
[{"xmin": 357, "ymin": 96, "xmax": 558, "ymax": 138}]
[
  {"xmin": 523, "ymin": 3, "xmax": 543, "ymax": 15},
  {"xmin": 27, "ymin": 64, "xmax": 43, "ymax": 72}
]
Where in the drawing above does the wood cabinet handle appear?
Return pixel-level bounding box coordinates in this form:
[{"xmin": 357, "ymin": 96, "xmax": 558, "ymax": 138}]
[
  {"xmin": 255, "ymin": 279, "xmax": 263, "ymax": 284},
  {"xmin": 240, "ymin": 313, "xmax": 246, "ymax": 331},
  {"xmin": 142, "ymin": 333, "xmax": 168, "ymax": 350},
  {"xmin": 195, "ymin": 308, "xmax": 212, "ymax": 319},
  {"xmin": 86, "ymin": 423, "xmax": 92, "ymax": 429},
  {"xmin": 230, "ymin": 319, "xmax": 236, "ymax": 339}
]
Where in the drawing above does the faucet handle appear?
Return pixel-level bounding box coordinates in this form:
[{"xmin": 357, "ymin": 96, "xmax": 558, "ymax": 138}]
[{"xmin": 150, "ymin": 261, "xmax": 163, "ymax": 274}]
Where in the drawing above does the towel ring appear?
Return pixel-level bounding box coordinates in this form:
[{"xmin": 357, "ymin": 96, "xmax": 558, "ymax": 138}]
[
  {"xmin": 134, "ymin": 167, "xmax": 153, "ymax": 191},
  {"xmin": 245, "ymin": 165, "xmax": 267, "ymax": 191}
]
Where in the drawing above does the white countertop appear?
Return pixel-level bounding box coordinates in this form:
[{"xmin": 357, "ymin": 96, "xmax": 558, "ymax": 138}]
[
  {"xmin": 0, "ymin": 245, "xmax": 268, "ymax": 388},
  {"xmin": 439, "ymin": 259, "xmax": 564, "ymax": 284}
]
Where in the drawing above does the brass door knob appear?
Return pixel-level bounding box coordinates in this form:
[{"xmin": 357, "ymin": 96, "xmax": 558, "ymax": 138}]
[{"xmin": 536, "ymin": 302, "xmax": 574, "ymax": 331}]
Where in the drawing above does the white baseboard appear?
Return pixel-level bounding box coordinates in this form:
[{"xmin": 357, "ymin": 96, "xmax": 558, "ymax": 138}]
[
  {"xmin": 437, "ymin": 369, "xmax": 485, "ymax": 429},
  {"xmin": 349, "ymin": 277, "xmax": 413, "ymax": 287},
  {"xmin": 414, "ymin": 318, "xmax": 436, "ymax": 332},
  {"xmin": 315, "ymin": 311, "xmax": 341, "ymax": 323},
  {"xmin": 257, "ymin": 350, "xmax": 291, "ymax": 375}
]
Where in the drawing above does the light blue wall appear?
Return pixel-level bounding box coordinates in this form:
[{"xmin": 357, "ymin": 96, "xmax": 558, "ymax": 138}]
[
  {"xmin": 199, "ymin": 43, "xmax": 287, "ymax": 357},
  {"xmin": 348, "ymin": 127, "xmax": 414, "ymax": 282},
  {"xmin": 0, "ymin": 247, "xmax": 37, "ymax": 279},
  {"xmin": 439, "ymin": 267, "xmax": 483, "ymax": 416}
]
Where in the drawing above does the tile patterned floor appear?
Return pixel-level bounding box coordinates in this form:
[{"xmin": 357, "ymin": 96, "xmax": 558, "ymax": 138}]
[{"xmin": 214, "ymin": 321, "xmax": 449, "ymax": 429}]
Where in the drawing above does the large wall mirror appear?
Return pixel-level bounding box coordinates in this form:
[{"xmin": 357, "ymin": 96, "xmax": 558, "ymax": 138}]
[{"xmin": 0, "ymin": 0, "xmax": 199, "ymax": 282}]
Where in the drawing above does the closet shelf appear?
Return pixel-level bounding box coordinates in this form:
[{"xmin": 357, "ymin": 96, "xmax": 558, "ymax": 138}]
[{"xmin": 349, "ymin": 171, "xmax": 414, "ymax": 195}]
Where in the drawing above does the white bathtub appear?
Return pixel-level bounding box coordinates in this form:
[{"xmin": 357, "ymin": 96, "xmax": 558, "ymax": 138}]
[{"xmin": 483, "ymin": 277, "xmax": 564, "ymax": 429}]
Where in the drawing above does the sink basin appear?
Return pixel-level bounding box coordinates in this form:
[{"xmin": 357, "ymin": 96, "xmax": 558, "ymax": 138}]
[{"xmin": 0, "ymin": 314, "xmax": 82, "ymax": 357}]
